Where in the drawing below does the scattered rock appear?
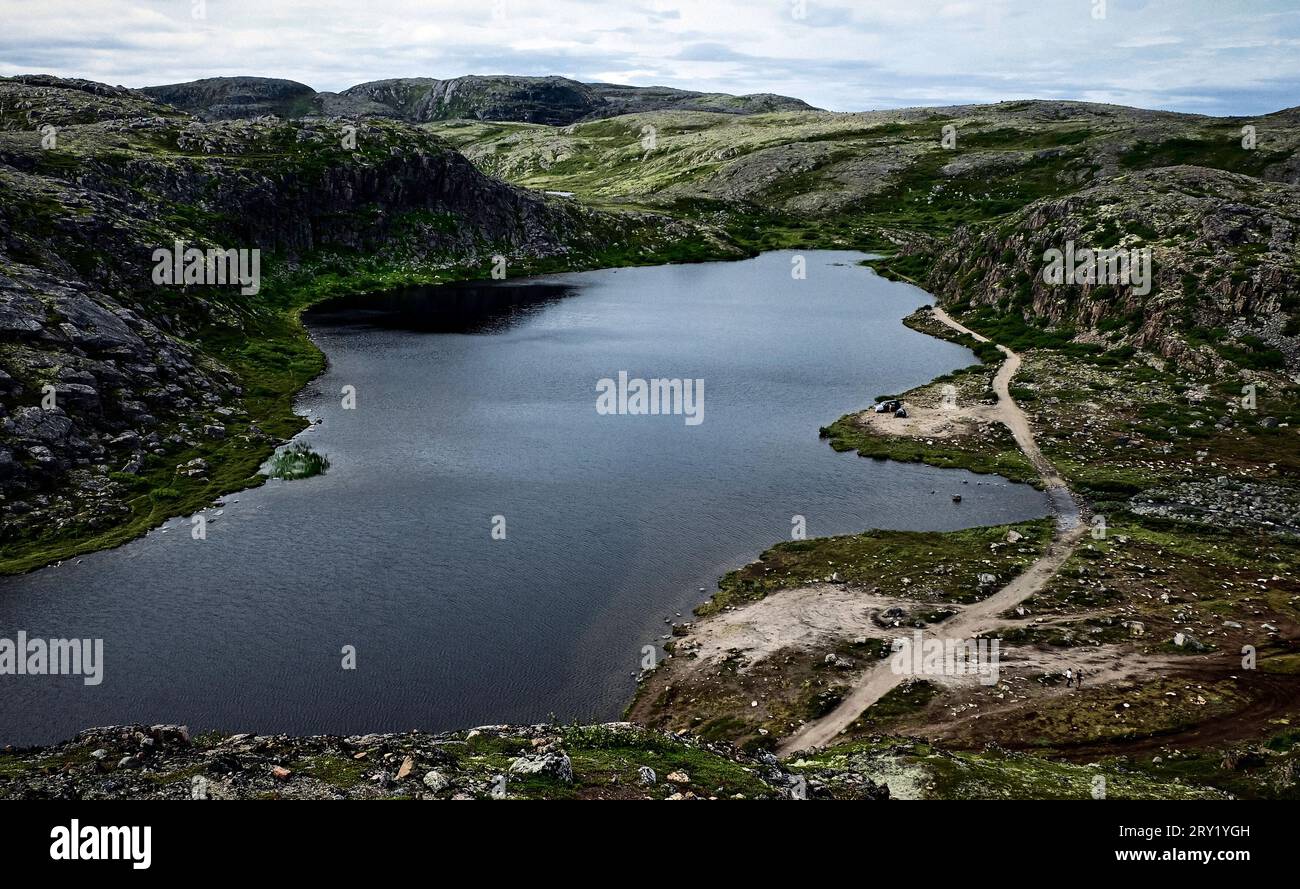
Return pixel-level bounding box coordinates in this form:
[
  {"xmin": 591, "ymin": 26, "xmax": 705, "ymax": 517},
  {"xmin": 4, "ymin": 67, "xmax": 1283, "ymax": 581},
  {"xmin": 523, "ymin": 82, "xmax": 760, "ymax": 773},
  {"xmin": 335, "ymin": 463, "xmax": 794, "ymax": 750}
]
[{"xmin": 508, "ymin": 752, "xmax": 573, "ymax": 783}]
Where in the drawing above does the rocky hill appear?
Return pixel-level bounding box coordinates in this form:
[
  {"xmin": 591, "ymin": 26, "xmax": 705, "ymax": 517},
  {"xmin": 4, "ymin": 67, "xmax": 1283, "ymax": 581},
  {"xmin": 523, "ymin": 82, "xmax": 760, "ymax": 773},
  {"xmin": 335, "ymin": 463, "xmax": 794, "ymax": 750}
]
[
  {"xmin": 0, "ymin": 75, "xmax": 735, "ymax": 572},
  {"xmin": 430, "ymin": 99, "xmax": 1300, "ymax": 375},
  {"xmin": 141, "ymin": 76, "xmax": 318, "ymax": 120},
  {"xmin": 139, "ymin": 74, "xmax": 816, "ymax": 124},
  {"xmin": 915, "ymin": 165, "xmax": 1300, "ymax": 373}
]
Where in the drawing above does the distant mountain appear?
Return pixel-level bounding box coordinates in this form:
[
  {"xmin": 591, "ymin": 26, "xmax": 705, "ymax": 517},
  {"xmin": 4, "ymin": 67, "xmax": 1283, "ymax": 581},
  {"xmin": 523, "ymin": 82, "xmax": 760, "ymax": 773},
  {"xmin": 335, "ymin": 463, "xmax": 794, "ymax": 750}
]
[
  {"xmin": 140, "ymin": 74, "xmax": 818, "ymax": 124},
  {"xmin": 331, "ymin": 76, "xmax": 603, "ymax": 125},
  {"xmin": 141, "ymin": 76, "xmax": 318, "ymax": 120}
]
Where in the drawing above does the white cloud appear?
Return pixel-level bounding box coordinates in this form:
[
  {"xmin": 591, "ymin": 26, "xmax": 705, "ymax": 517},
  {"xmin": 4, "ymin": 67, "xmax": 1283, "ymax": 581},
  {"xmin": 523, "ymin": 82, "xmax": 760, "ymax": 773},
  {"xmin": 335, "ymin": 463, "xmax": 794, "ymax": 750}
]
[{"xmin": 0, "ymin": 0, "xmax": 1295, "ymax": 114}]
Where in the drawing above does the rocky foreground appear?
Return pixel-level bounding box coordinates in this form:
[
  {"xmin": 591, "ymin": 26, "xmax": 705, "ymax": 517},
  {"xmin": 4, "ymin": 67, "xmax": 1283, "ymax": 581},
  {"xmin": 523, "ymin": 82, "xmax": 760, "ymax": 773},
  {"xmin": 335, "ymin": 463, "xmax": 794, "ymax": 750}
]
[
  {"xmin": 17, "ymin": 714, "xmax": 1298, "ymax": 798},
  {"xmin": 6, "ymin": 720, "xmax": 1271, "ymax": 800},
  {"xmin": 0, "ymin": 722, "xmax": 877, "ymax": 801}
]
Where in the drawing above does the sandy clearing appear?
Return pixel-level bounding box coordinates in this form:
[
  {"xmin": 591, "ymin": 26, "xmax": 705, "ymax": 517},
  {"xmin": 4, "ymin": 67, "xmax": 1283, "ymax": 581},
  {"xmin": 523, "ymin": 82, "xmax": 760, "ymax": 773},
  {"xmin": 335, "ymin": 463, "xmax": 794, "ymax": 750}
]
[
  {"xmin": 681, "ymin": 583, "xmax": 898, "ymax": 665},
  {"xmin": 848, "ymin": 400, "xmax": 1000, "ymax": 440}
]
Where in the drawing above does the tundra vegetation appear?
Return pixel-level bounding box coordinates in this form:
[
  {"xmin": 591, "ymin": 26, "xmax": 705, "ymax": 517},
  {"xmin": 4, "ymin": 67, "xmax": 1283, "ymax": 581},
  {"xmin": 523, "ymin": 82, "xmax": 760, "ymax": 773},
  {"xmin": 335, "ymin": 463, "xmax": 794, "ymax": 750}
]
[
  {"xmin": 450, "ymin": 96, "xmax": 1300, "ymax": 798},
  {"xmin": 2, "ymin": 76, "xmax": 1298, "ymax": 798}
]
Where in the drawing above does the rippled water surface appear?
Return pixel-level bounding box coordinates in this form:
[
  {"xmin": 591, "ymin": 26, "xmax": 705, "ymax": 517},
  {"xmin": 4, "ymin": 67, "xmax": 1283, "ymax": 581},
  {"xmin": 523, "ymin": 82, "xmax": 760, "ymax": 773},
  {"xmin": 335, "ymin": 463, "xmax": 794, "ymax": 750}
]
[{"xmin": 0, "ymin": 251, "xmax": 1049, "ymax": 744}]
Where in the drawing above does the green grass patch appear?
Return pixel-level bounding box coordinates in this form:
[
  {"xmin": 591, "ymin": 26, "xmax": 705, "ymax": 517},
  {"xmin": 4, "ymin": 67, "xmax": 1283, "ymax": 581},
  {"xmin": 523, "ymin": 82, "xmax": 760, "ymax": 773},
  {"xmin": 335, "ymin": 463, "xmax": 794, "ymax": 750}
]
[
  {"xmin": 820, "ymin": 412, "xmax": 1038, "ymax": 485},
  {"xmin": 698, "ymin": 519, "xmax": 1053, "ymax": 615},
  {"xmin": 267, "ymin": 443, "xmax": 330, "ymax": 480}
]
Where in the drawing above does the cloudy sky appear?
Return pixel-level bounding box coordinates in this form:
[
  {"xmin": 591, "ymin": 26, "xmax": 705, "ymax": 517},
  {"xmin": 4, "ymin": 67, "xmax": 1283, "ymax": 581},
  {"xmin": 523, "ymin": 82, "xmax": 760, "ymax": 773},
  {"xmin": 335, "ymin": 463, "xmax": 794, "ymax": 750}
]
[{"xmin": 1, "ymin": 0, "xmax": 1297, "ymax": 115}]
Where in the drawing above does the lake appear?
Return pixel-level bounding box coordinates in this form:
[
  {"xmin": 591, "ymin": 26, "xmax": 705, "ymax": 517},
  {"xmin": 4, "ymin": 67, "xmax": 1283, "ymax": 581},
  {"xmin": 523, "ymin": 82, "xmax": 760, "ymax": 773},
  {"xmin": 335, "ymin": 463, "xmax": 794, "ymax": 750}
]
[{"xmin": 0, "ymin": 251, "xmax": 1049, "ymax": 745}]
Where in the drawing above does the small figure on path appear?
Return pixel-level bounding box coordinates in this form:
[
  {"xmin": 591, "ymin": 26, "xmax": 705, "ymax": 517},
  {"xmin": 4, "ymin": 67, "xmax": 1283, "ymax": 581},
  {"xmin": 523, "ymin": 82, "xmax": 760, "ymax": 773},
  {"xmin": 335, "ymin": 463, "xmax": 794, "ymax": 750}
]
[{"xmin": 1065, "ymin": 668, "xmax": 1073, "ymax": 687}]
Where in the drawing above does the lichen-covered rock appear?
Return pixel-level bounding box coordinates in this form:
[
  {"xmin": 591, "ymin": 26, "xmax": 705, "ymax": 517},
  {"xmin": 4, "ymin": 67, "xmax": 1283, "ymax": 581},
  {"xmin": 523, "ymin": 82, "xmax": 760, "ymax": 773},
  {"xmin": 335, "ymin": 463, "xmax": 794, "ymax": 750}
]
[{"xmin": 508, "ymin": 751, "xmax": 574, "ymax": 783}]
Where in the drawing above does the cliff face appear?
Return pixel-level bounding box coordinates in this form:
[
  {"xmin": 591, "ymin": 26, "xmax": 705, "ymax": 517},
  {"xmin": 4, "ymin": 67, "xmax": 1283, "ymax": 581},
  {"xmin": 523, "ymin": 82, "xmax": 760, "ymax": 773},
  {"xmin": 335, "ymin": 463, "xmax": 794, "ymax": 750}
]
[
  {"xmin": 0, "ymin": 76, "xmax": 727, "ymax": 566},
  {"xmin": 918, "ymin": 166, "xmax": 1300, "ymax": 373}
]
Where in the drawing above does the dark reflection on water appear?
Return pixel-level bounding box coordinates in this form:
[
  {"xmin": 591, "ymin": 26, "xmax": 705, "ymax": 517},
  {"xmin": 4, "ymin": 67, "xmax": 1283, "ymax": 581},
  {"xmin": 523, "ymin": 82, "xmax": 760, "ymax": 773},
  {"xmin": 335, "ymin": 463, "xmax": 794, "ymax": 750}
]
[
  {"xmin": 0, "ymin": 251, "xmax": 1050, "ymax": 746},
  {"xmin": 304, "ymin": 281, "xmax": 577, "ymax": 333}
]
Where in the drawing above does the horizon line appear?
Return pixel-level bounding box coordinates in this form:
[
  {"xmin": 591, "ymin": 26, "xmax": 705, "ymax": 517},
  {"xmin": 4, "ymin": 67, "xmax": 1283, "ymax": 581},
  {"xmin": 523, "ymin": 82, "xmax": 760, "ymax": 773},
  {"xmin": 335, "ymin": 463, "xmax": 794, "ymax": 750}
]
[{"xmin": 6, "ymin": 70, "xmax": 1294, "ymax": 120}]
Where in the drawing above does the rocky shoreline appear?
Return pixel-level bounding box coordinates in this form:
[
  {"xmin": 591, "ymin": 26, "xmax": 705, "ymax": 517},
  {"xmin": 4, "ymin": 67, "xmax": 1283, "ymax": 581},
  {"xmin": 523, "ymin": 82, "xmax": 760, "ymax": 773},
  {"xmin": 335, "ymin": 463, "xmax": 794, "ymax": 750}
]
[{"xmin": 0, "ymin": 721, "xmax": 885, "ymax": 801}]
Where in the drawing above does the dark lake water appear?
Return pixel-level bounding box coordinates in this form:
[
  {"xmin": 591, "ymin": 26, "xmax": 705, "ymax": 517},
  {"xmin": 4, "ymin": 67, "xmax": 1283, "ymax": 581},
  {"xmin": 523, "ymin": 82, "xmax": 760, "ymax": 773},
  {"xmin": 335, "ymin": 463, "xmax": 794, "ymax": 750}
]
[{"xmin": 0, "ymin": 251, "xmax": 1049, "ymax": 745}]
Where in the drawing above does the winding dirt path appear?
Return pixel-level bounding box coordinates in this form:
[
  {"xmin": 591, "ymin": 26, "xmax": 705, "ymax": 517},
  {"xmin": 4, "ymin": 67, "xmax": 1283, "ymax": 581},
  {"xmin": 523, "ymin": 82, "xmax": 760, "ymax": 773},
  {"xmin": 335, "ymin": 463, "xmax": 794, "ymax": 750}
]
[
  {"xmin": 777, "ymin": 307, "xmax": 1086, "ymax": 757},
  {"xmin": 930, "ymin": 308, "xmax": 1079, "ymax": 526}
]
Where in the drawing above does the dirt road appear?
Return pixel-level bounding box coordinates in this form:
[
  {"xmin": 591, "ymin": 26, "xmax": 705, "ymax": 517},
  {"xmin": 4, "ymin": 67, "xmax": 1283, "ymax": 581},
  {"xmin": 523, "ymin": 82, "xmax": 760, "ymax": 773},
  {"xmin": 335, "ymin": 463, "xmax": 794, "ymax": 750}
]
[{"xmin": 777, "ymin": 307, "xmax": 1085, "ymax": 756}]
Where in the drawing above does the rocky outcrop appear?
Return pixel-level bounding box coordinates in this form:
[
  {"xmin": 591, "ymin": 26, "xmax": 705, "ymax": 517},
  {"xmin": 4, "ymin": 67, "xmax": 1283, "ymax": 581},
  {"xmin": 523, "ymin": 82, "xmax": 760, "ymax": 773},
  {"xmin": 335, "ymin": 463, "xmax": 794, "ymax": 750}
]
[
  {"xmin": 0, "ymin": 75, "xmax": 187, "ymax": 127},
  {"xmin": 915, "ymin": 166, "xmax": 1300, "ymax": 373},
  {"xmin": 1129, "ymin": 476, "xmax": 1300, "ymax": 534},
  {"xmin": 0, "ymin": 261, "xmax": 237, "ymax": 538}
]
